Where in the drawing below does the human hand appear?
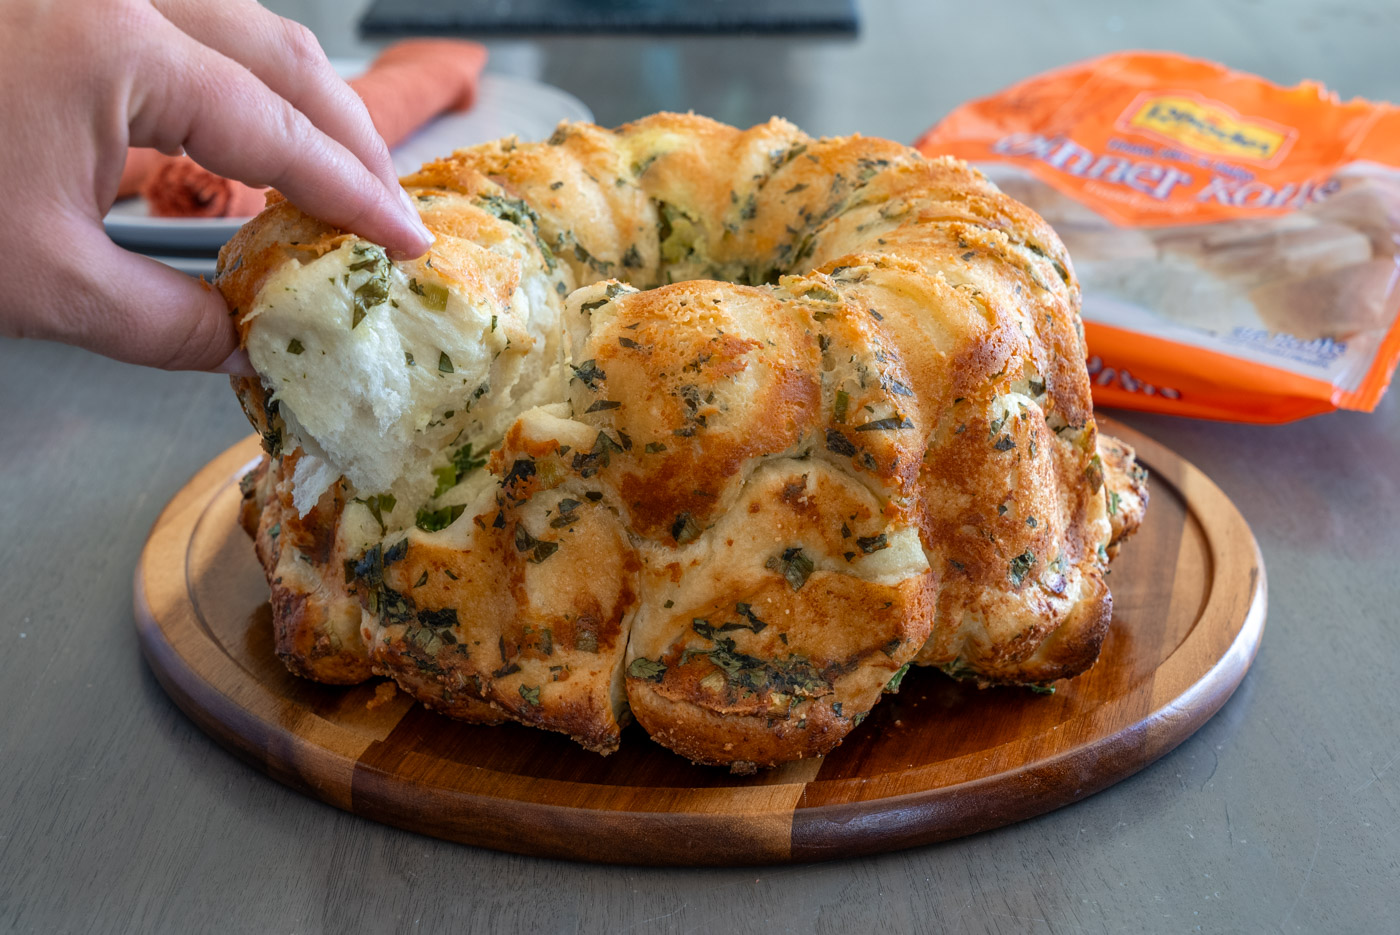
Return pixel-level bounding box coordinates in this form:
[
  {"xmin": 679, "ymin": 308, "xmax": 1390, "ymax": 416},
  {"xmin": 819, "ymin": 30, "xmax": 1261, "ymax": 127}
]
[{"xmin": 0, "ymin": 0, "xmax": 433, "ymax": 373}]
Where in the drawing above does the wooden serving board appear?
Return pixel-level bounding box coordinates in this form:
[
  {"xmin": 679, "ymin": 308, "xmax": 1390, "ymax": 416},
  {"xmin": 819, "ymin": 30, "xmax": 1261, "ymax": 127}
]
[{"xmin": 133, "ymin": 419, "xmax": 1265, "ymax": 865}]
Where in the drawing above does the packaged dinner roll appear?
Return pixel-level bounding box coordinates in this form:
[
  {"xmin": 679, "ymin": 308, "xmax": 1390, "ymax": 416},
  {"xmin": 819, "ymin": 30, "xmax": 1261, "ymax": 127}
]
[{"xmin": 917, "ymin": 51, "xmax": 1400, "ymax": 422}]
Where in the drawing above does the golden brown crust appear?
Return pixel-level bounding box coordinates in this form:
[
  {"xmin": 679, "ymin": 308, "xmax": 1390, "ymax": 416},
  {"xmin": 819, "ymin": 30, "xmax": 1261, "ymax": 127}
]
[
  {"xmin": 1099, "ymin": 434, "xmax": 1150, "ymax": 554},
  {"xmin": 240, "ymin": 454, "xmax": 373, "ymax": 684},
  {"xmin": 223, "ymin": 112, "xmax": 1149, "ymax": 767}
]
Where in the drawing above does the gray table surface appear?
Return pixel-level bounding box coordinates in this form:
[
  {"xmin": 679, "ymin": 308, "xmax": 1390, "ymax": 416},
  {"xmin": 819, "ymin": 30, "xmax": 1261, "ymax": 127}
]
[{"xmin": 3, "ymin": 1, "xmax": 1399, "ymax": 932}]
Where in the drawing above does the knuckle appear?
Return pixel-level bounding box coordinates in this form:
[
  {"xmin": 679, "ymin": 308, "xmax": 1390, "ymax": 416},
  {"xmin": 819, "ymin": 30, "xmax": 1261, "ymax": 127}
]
[
  {"xmin": 156, "ymin": 306, "xmax": 231, "ymax": 371},
  {"xmin": 276, "ymin": 18, "xmax": 324, "ymax": 68}
]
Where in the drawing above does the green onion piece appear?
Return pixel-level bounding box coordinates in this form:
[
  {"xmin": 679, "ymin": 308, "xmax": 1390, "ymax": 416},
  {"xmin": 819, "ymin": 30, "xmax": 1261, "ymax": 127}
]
[{"xmin": 418, "ymin": 281, "xmax": 449, "ymax": 311}]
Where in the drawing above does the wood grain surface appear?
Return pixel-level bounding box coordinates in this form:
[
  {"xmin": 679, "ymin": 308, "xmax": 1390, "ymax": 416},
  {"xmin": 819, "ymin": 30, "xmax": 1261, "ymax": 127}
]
[{"xmin": 132, "ymin": 418, "xmax": 1265, "ymax": 865}]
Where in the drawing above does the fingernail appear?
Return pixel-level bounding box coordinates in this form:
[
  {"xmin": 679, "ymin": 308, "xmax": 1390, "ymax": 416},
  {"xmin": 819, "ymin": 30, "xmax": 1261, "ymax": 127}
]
[
  {"xmin": 398, "ymin": 187, "xmax": 435, "ymax": 246},
  {"xmin": 214, "ymin": 348, "xmax": 256, "ymax": 377}
]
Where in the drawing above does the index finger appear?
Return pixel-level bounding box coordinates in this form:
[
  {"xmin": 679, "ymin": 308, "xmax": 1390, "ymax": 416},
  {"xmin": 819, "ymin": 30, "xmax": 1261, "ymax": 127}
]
[
  {"xmin": 130, "ymin": 24, "xmax": 431, "ymax": 258},
  {"xmin": 152, "ymin": 0, "xmax": 401, "ymax": 193}
]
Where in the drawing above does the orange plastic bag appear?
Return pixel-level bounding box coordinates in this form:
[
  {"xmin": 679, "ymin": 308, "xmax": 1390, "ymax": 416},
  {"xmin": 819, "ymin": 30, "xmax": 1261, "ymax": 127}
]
[{"xmin": 916, "ymin": 51, "xmax": 1400, "ymax": 422}]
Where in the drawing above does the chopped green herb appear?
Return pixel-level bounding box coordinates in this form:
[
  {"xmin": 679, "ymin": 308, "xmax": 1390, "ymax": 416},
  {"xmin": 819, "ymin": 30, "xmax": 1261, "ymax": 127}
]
[
  {"xmin": 685, "ymin": 635, "xmax": 827, "ymax": 698},
  {"xmin": 1108, "ymin": 490, "xmax": 1121, "ymax": 515},
  {"xmin": 1084, "ymin": 454, "xmax": 1104, "ymax": 492},
  {"xmin": 415, "ymin": 503, "xmax": 466, "ymax": 532},
  {"xmin": 585, "ymin": 399, "xmax": 622, "ymax": 413},
  {"xmin": 357, "ymin": 493, "xmax": 396, "ymax": 534},
  {"xmin": 739, "ymin": 193, "xmax": 758, "ymax": 221},
  {"xmin": 826, "ymin": 428, "xmax": 856, "ymax": 456},
  {"xmin": 417, "ymin": 607, "xmax": 458, "ymax": 629},
  {"xmin": 645, "ymin": 442, "xmax": 667, "ymax": 454},
  {"xmin": 770, "ymin": 142, "xmax": 808, "ymax": 169},
  {"xmin": 476, "ymin": 193, "xmax": 556, "ymax": 270},
  {"xmin": 941, "ymin": 659, "xmax": 978, "ymax": 682},
  {"xmin": 570, "ymin": 359, "xmax": 605, "ymax": 390},
  {"xmin": 349, "ymin": 244, "xmax": 390, "ymax": 328},
  {"xmin": 514, "ymin": 524, "xmax": 560, "ymax": 563},
  {"xmin": 628, "ymin": 657, "xmax": 667, "ymax": 681},
  {"xmin": 883, "ymin": 378, "xmax": 915, "ymax": 397},
  {"xmin": 657, "ymin": 201, "xmax": 698, "ymax": 264},
  {"xmin": 594, "ymin": 431, "xmax": 623, "ymax": 455},
  {"xmin": 857, "ymin": 533, "xmax": 889, "ymax": 554},
  {"xmin": 411, "ymin": 279, "xmax": 449, "ymax": 311},
  {"xmin": 735, "ymin": 603, "xmax": 768, "ymax": 632},
  {"xmin": 671, "ymin": 512, "xmax": 702, "ymax": 546},
  {"xmin": 431, "ymin": 441, "xmax": 486, "ymax": 498},
  {"xmin": 856, "ymin": 416, "xmax": 913, "ymax": 432},
  {"xmin": 1008, "ymin": 549, "xmax": 1036, "ymax": 587},
  {"xmin": 286, "ymin": 339, "xmax": 304, "ymax": 355},
  {"xmin": 766, "ymin": 547, "xmax": 815, "ymax": 590},
  {"xmin": 884, "ymin": 663, "xmax": 911, "ymax": 693},
  {"xmin": 519, "ymin": 684, "xmax": 542, "ymax": 706},
  {"xmin": 438, "ymin": 352, "xmax": 454, "ymax": 374},
  {"xmin": 993, "ymin": 435, "xmax": 1016, "ymax": 451},
  {"xmin": 833, "ymin": 390, "xmax": 850, "ymax": 424}
]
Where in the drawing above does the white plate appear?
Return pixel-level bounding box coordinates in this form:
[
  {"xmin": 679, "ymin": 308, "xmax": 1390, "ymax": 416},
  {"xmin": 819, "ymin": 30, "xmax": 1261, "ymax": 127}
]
[{"xmin": 105, "ymin": 70, "xmax": 592, "ymax": 254}]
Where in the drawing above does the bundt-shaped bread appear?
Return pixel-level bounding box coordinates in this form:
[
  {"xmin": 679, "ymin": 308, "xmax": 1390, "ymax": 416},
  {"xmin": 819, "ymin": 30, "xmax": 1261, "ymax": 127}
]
[{"xmin": 218, "ymin": 113, "xmax": 1148, "ymax": 771}]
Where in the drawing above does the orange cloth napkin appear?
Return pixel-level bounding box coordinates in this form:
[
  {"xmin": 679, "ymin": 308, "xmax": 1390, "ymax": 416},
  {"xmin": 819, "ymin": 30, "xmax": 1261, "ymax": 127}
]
[{"xmin": 121, "ymin": 38, "xmax": 488, "ymax": 217}]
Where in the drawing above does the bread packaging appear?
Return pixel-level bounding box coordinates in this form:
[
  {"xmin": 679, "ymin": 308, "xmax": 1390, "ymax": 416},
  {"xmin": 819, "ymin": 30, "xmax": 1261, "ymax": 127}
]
[{"xmin": 918, "ymin": 51, "xmax": 1400, "ymax": 422}]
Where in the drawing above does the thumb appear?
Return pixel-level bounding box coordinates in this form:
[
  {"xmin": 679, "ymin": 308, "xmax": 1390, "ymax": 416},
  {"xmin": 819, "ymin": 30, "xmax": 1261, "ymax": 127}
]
[{"xmin": 38, "ymin": 230, "xmax": 249, "ymax": 372}]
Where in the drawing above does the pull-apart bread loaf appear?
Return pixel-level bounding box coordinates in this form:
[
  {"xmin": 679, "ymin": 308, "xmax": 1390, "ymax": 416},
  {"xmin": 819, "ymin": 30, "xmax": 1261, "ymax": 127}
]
[{"xmin": 219, "ymin": 113, "xmax": 1148, "ymax": 771}]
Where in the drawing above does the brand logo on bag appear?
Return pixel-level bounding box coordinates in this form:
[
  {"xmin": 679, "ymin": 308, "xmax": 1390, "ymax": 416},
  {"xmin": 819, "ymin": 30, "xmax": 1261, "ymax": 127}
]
[{"xmin": 1118, "ymin": 93, "xmax": 1296, "ymax": 164}]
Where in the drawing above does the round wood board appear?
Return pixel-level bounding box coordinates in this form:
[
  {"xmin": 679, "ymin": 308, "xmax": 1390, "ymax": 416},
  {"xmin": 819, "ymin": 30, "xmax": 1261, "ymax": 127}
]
[{"xmin": 133, "ymin": 418, "xmax": 1265, "ymax": 865}]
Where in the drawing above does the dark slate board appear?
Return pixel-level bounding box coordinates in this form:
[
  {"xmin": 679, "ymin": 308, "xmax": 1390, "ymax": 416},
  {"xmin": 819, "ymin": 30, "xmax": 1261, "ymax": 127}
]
[{"xmin": 360, "ymin": 0, "xmax": 859, "ymax": 37}]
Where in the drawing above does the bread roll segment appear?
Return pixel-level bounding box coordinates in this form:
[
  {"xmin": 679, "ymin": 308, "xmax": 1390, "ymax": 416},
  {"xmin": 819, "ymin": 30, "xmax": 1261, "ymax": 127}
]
[{"xmin": 218, "ymin": 113, "xmax": 1147, "ymax": 769}]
